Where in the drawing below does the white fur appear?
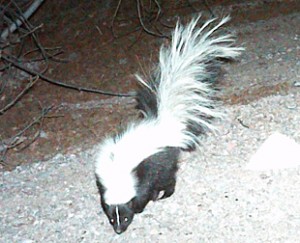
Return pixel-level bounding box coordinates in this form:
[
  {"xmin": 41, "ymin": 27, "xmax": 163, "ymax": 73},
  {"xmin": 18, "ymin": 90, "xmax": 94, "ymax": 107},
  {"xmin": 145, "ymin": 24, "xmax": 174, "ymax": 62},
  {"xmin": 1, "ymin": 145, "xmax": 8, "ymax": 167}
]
[
  {"xmin": 138, "ymin": 15, "xmax": 243, "ymax": 149},
  {"xmin": 95, "ymin": 16, "xmax": 243, "ymax": 205},
  {"xmin": 95, "ymin": 117, "xmax": 190, "ymax": 204}
]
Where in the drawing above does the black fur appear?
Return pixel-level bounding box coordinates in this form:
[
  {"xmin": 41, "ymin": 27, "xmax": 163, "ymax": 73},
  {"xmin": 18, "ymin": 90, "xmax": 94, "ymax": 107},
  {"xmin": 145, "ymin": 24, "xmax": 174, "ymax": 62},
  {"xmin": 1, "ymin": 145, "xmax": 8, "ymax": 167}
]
[
  {"xmin": 135, "ymin": 74, "xmax": 160, "ymax": 118},
  {"xmin": 96, "ymin": 147, "xmax": 180, "ymax": 234}
]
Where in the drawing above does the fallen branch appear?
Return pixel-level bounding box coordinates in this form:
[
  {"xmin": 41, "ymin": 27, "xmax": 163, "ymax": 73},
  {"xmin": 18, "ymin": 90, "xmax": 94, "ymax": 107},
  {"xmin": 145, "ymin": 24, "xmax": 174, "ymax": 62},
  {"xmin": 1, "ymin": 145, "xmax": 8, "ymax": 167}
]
[
  {"xmin": 0, "ymin": 105, "xmax": 55, "ymax": 165},
  {"xmin": 1, "ymin": 0, "xmax": 45, "ymax": 41},
  {"xmin": 1, "ymin": 54, "xmax": 134, "ymax": 97},
  {"xmin": 0, "ymin": 75, "xmax": 39, "ymax": 114}
]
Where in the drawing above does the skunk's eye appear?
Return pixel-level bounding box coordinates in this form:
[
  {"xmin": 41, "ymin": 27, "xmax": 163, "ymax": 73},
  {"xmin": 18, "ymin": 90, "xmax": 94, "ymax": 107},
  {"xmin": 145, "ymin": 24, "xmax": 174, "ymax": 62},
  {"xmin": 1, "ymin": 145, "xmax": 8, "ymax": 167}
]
[
  {"xmin": 110, "ymin": 218, "xmax": 114, "ymax": 223},
  {"xmin": 124, "ymin": 217, "xmax": 128, "ymax": 222}
]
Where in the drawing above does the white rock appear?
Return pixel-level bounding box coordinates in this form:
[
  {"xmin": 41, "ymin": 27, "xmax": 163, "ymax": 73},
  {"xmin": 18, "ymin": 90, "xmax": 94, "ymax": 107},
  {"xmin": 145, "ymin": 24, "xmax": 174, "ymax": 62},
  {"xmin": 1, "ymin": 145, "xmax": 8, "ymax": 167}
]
[{"xmin": 247, "ymin": 132, "xmax": 300, "ymax": 170}]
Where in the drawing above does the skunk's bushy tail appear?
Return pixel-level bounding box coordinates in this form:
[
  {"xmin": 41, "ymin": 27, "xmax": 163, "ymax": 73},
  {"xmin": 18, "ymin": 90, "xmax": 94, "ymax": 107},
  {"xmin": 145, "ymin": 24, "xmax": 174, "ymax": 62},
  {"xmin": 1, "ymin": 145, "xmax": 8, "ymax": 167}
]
[{"xmin": 136, "ymin": 16, "xmax": 243, "ymax": 150}]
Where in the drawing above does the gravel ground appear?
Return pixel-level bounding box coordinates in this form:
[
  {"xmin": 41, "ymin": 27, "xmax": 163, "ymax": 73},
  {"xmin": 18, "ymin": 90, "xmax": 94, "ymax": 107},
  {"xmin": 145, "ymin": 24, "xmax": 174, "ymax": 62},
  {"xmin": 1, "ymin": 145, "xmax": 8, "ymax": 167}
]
[
  {"xmin": 1, "ymin": 12, "xmax": 300, "ymax": 243},
  {"xmin": 1, "ymin": 92, "xmax": 300, "ymax": 243}
]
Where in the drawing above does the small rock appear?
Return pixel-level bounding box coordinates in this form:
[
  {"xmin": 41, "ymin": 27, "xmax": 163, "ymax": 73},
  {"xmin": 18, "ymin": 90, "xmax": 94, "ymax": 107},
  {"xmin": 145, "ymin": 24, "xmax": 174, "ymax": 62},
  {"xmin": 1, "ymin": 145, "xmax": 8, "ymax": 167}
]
[{"xmin": 293, "ymin": 81, "xmax": 300, "ymax": 87}]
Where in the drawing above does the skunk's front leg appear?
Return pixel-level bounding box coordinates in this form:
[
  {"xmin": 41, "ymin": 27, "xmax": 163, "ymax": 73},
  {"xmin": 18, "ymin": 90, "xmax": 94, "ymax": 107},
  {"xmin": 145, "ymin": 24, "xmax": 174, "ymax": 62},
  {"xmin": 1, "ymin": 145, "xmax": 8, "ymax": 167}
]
[{"xmin": 131, "ymin": 191, "xmax": 152, "ymax": 213}]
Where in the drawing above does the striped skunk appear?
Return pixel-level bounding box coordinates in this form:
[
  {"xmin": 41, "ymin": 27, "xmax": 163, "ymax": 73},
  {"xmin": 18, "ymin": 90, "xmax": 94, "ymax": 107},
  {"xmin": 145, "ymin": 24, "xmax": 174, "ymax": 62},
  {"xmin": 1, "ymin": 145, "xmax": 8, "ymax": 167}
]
[{"xmin": 95, "ymin": 15, "xmax": 242, "ymax": 234}]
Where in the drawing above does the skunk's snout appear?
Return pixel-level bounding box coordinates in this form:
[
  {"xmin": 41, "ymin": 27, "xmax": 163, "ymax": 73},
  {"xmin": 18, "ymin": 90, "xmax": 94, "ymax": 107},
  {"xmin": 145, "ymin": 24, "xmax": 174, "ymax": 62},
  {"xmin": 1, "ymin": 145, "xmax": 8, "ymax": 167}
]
[
  {"xmin": 115, "ymin": 227, "xmax": 123, "ymax": 234},
  {"xmin": 113, "ymin": 223, "xmax": 128, "ymax": 234}
]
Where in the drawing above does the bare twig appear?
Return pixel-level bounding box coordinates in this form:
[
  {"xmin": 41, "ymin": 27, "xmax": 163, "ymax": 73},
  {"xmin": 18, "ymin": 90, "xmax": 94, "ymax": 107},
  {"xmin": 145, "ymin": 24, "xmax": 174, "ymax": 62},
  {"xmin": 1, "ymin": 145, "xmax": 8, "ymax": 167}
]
[
  {"xmin": 95, "ymin": 25, "xmax": 103, "ymax": 35},
  {"xmin": 23, "ymin": 49, "xmax": 66, "ymax": 63},
  {"xmin": 0, "ymin": 105, "xmax": 55, "ymax": 165},
  {"xmin": 1, "ymin": 0, "xmax": 133, "ymax": 117},
  {"xmin": 1, "ymin": 54, "xmax": 134, "ymax": 97},
  {"xmin": 23, "ymin": 46, "xmax": 63, "ymax": 58},
  {"xmin": 1, "ymin": 0, "xmax": 45, "ymax": 40},
  {"xmin": 136, "ymin": 0, "xmax": 165, "ymax": 38},
  {"xmin": 153, "ymin": 0, "xmax": 162, "ymax": 22},
  {"xmin": 110, "ymin": 0, "xmax": 167, "ymax": 40},
  {"xmin": 12, "ymin": 105, "xmax": 54, "ymax": 143},
  {"xmin": 127, "ymin": 28, "xmax": 144, "ymax": 50},
  {"xmin": 0, "ymin": 75, "xmax": 39, "ymax": 114},
  {"xmin": 10, "ymin": 0, "xmax": 50, "ymax": 74},
  {"xmin": 237, "ymin": 118, "xmax": 250, "ymax": 129},
  {"xmin": 16, "ymin": 101, "xmax": 49, "ymax": 151},
  {"xmin": 158, "ymin": 17, "xmax": 176, "ymax": 30},
  {"xmin": 18, "ymin": 23, "xmax": 44, "ymax": 39},
  {"xmin": 111, "ymin": 0, "xmax": 123, "ymax": 38}
]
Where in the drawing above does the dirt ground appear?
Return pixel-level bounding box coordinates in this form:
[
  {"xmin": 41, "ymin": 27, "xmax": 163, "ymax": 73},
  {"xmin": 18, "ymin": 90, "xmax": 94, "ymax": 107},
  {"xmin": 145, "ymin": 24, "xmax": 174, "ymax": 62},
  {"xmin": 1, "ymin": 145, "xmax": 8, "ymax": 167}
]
[{"xmin": 1, "ymin": 0, "xmax": 300, "ymax": 170}]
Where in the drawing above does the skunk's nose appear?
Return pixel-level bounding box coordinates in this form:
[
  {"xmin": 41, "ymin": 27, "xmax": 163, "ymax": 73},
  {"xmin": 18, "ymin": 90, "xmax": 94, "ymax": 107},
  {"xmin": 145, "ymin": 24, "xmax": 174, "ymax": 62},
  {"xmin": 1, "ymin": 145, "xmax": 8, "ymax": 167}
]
[{"xmin": 115, "ymin": 227, "xmax": 123, "ymax": 234}]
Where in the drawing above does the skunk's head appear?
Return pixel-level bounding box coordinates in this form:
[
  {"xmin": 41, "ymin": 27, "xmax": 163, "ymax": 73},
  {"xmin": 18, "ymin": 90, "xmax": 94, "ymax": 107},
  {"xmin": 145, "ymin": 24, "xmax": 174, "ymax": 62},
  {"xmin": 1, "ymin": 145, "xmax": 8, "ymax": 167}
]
[
  {"xmin": 101, "ymin": 201, "xmax": 135, "ymax": 234},
  {"xmin": 95, "ymin": 167, "xmax": 136, "ymax": 234}
]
